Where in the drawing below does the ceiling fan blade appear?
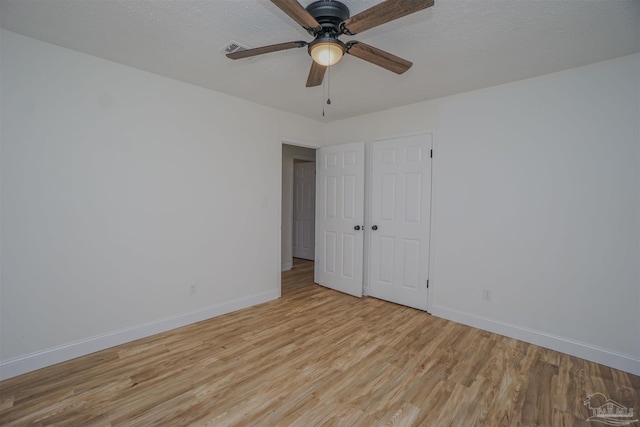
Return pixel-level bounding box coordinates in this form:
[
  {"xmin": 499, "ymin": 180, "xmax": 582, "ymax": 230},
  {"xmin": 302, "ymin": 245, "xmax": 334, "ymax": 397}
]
[
  {"xmin": 271, "ymin": 0, "xmax": 322, "ymax": 33},
  {"xmin": 340, "ymin": 0, "xmax": 434, "ymax": 35},
  {"xmin": 306, "ymin": 61, "xmax": 327, "ymax": 87},
  {"xmin": 346, "ymin": 41, "xmax": 412, "ymax": 74},
  {"xmin": 226, "ymin": 41, "xmax": 307, "ymax": 59}
]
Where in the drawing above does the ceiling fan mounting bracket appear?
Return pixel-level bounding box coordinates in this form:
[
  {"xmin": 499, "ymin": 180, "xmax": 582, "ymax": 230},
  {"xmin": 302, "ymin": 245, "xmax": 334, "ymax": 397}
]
[{"xmin": 306, "ymin": 0, "xmax": 350, "ymax": 36}]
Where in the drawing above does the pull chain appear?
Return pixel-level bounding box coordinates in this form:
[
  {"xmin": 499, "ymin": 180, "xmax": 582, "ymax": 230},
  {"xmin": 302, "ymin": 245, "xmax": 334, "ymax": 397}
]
[
  {"xmin": 321, "ymin": 45, "xmax": 333, "ymax": 117},
  {"xmin": 322, "ymin": 75, "xmax": 326, "ymax": 117},
  {"xmin": 322, "ymin": 63, "xmax": 327, "ymax": 117},
  {"xmin": 327, "ymin": 62, "xmax": 331, "ymax": 106}
]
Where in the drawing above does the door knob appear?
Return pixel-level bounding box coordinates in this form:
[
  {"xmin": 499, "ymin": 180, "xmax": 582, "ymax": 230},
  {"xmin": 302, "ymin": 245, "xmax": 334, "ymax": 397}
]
[
  {"xmin": 354, "ymin": 225, "xmax": 361, "ymax": 231},
  {"xmin": 372, "ymin": 225, "xmax": 378, "ymax": 230}
]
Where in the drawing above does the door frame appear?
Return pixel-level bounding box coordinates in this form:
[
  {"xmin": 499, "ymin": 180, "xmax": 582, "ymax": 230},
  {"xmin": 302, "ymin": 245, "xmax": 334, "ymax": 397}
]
[{"xmin": 280, "ymin": 138, "xmax": 321, "ymax": 294}]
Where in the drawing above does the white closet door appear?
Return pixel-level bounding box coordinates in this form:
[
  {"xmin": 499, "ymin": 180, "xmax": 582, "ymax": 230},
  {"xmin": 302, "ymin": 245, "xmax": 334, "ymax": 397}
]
[
  {"xmin": 368, "ymin": 134, "xmax": 432, "ymax": 310},
  {"xmin": 315, "ymin": 142, "xmax": 365, "ymax": 297}
]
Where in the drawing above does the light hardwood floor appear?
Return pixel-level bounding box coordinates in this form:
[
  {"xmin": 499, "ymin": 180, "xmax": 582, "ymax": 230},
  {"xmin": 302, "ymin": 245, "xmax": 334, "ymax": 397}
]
[{"xmin": 1, "ymin": 259, "xmax": 638, "ymax": 426}]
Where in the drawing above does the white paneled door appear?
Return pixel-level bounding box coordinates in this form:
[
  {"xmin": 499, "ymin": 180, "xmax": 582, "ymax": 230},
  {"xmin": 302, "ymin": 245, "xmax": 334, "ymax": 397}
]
[
  {"xmin": 369, "ymin": 134, "xmax": 433, "ymax": 310},
  {"xmin": 292, "ymin": 162, "xmax": 316, "ymax": 260},
  {"xmin": 315, "ymin": 142, "xmax": 365, "ymax": 297}
]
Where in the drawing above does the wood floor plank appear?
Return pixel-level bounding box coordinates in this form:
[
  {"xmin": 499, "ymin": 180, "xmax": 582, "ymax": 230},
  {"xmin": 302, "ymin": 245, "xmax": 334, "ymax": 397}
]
[
  {"xmin": 521, "ymin": 360, "xmax": 560, "ymax": 426},
  {"xmin": 1, "ymin": 258, "xmax": 638, "ymax": 426}
]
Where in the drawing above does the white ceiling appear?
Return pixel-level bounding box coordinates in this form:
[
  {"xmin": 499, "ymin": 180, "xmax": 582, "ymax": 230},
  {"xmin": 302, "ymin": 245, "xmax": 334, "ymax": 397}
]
[{"xmin": 1, "ymin": 0, "xmax": 639, "ymax": 122}]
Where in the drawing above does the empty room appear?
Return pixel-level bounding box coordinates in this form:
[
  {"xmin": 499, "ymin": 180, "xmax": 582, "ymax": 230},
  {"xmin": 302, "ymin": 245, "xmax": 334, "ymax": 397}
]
[{"xmin": 1, "ymin": 0, "xmax": 639, "ymax": 425}]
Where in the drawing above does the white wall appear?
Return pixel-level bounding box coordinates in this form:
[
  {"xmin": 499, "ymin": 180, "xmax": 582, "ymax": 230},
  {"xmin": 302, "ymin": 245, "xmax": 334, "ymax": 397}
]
[
  {"xmin": 281, "ymin": 144, "xmax": 317, "ymax": 271},
  {"xmin": 1, "ymin": 28, "xmax": 638, "ymax": 379},
  {"xmin": 0, "ymin": 30, "xmax": 323, "ymax": 379},
  {"xmin": 325, "ymin": 54, "xmax": 640, "ymax": 375}
]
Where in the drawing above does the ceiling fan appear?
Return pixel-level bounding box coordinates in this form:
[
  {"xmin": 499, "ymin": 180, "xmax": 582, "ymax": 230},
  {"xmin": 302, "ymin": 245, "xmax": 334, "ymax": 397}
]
[{"xmin": 227, "ymin": 0, "xmax": 435, "ymax": 87}]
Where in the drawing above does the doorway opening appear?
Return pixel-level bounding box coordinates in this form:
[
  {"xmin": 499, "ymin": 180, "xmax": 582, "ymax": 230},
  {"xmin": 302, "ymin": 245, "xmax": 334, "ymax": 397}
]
[{"xmin": 281, "ymin": 143, "xmax": 317, "ymax": 294}]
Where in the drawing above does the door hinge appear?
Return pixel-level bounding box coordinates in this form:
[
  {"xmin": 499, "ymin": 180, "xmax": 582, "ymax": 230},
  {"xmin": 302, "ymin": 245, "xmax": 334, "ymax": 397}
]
[
  {"xmin": 426, "ymin": 279, "xmax": 429, "ymax": 289},
  {"xmin": 430, "ymin": 149, "xmax": 433, "ymax": 158}
]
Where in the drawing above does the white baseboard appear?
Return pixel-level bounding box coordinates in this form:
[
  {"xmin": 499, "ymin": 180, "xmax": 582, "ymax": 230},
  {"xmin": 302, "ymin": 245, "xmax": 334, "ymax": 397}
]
[
  {"xmin": 281, "ymin": 262, "xmax": 292, "ymax": 271},
  {"xmin": 0, "ymin": 289, "xmax": 280, "ymax": 380},
  {"xmin": 430, "ymin": 305, "xmax": 640, "ymax": 376}
]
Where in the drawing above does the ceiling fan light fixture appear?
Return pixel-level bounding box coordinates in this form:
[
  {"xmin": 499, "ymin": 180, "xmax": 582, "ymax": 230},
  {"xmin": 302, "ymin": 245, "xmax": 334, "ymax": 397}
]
[
  {"xmin": 310, "ymin": 40, "xmax": 344, "ymax": 66},
  {"xmin": 230, "ymin": 0, "xmax": 433, "ymax": 88}
]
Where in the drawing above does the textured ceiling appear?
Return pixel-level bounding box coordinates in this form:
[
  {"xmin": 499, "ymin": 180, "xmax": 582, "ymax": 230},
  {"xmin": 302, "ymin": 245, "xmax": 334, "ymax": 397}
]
[{"xmin": 1, "ymin": 0, "xmax": 639, "ymax": 122}]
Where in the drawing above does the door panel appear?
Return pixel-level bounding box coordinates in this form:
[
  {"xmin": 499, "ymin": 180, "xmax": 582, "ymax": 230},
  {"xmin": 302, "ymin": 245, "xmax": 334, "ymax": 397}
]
[
  {"xmin": 292, "ymin": 161, "xmax": 316, "ymax": 260},
  {"xmin": 381, "ymin": 174, "xmax": 396, "ymax": 220},
  {"xmin": 369, "ymin": 134, "xmax": 432, "ymax": 310},
  {"xmin": 402, "ymin": 239, "xmax": 421, "ymax": 288},
  {"xmin": 343, "ymin": 176, "xmax": 356, "ymax": 219},
  {"xmin": 315, "ymin": 142, "xmax": 365, "ymax": 297}
]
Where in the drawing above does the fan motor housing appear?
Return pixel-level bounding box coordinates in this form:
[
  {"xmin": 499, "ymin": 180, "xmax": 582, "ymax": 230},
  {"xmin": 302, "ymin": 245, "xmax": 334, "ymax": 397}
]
[{"xmin": 306, "ymin": 0, "xmax": 350, "ymax": 33}]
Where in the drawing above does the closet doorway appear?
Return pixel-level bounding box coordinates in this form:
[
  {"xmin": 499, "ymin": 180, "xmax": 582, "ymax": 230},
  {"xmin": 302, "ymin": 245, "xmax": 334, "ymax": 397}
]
[{"xmin": 315, "ymin": 133, "xmax": 433, "ymax": 311}]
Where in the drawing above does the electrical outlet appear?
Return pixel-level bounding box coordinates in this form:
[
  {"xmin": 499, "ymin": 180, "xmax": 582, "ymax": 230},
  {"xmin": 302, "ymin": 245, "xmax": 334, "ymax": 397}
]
[
  {"xmin": 482, "ymin": 288, "xmax": 492, "ymax": 301},
  {"xmin": 190, "ymin": 284, "xmax": 197, "ymax": 295}
]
